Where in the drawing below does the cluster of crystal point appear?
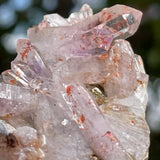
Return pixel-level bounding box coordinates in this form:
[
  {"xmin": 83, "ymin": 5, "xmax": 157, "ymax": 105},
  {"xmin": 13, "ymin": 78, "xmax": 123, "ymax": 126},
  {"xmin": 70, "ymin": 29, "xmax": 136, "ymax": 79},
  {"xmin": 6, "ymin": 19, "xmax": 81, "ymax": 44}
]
[{"xmin": 0, "ymin": 4, "xmax": 150, "ymax": 160}]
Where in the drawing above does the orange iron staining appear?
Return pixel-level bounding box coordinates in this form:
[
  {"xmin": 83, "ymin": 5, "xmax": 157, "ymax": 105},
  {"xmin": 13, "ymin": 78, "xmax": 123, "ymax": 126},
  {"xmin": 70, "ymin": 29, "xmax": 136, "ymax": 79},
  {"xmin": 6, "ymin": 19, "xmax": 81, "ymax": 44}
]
[
  {"xmin": 66, "ymin": 85, "xmax": 73, "ymax": 96},
  {"xmin": 20, "ymin": 45, "xmax": 31, "ymax": 61},
  {"xmin": 10, "ymin": 80, "xmax": 16, "ymax": 85},
  {"xmin": 104, "ymin": 131, "xmax": 119, "ymax": 142},
  {"xmin": 81, "ymin": 114, "xmax": 85, "ymax": 123}
]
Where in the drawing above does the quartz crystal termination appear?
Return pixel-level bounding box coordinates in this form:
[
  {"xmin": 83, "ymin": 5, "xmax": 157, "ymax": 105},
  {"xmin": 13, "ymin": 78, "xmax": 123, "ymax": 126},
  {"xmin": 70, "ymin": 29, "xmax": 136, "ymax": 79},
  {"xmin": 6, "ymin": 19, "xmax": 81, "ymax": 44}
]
[{"xmin": 0, "ymin": 4, "xmax": 150, "ymax": 160}]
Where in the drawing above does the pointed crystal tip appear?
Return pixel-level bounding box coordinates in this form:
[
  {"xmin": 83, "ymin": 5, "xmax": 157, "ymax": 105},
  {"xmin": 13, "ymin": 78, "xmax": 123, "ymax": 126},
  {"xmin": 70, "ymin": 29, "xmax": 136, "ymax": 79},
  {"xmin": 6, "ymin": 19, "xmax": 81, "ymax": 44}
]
[{"xmin": 99, "ymin": 4, "xmax": 143, "ymax": 39}]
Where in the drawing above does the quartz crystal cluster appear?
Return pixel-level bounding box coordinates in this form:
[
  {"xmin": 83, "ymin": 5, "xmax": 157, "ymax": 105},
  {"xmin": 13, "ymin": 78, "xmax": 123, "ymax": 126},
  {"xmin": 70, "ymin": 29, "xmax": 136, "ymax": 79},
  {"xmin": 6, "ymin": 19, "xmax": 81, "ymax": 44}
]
[{"xmin": 0, "ymin": 4, "xmax": 150, "ymax": 160}]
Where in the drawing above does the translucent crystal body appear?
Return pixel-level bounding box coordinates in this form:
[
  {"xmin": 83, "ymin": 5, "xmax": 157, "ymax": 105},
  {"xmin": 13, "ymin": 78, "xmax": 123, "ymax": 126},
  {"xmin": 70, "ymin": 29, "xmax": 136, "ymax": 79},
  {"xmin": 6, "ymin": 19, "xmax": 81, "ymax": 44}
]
[{"xmin": 0, "ymin": 4, "xmax": 150, "ymax": 160}]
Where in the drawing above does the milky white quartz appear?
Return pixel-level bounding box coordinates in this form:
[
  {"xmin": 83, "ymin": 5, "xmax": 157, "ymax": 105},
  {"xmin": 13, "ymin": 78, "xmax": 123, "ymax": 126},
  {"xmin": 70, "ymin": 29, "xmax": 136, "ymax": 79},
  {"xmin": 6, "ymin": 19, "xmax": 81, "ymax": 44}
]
[{"xmin": 0, "ymin": 4, "xmax": 150, "ymax": 160}]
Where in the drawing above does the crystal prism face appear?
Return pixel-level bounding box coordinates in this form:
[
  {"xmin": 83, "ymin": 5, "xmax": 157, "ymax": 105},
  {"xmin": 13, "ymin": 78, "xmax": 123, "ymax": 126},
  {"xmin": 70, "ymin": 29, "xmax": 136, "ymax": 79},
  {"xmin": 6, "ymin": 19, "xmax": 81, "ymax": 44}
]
[{"xmin": 0, "ymin": 4, "xmax": 150, "ymax": 160}]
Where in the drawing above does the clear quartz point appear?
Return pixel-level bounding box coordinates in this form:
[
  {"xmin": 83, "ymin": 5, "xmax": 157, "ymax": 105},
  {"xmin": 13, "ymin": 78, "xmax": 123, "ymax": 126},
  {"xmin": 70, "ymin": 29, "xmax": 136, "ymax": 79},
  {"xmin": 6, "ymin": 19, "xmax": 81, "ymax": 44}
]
[
  {"xmin": 99, "ymin": 4, "xmax": 142, "ymax": 39},
  {"xmin": 67, "ymin": 4, "xmax": 93, "ymax": 24},
  {"xmin": 106, "ymin": 13, "xmax": 135, "ymax": 38}
]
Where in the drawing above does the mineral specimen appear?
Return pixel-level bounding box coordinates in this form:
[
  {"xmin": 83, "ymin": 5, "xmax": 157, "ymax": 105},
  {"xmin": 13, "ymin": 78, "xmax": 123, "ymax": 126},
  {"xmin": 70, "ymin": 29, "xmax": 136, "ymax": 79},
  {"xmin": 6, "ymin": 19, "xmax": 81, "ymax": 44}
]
[{"xmin": 0, "ymin": 4, "xmax": 150, "ymax": 160}]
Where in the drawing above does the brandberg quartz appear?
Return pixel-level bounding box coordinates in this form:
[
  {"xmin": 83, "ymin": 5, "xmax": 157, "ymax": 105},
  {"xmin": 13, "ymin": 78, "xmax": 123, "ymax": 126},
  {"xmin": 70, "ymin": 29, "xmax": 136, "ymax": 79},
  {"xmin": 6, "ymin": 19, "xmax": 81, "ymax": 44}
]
[{"xmin": 0, "ymin": 4, "xmax": 150, "ymax": 160}]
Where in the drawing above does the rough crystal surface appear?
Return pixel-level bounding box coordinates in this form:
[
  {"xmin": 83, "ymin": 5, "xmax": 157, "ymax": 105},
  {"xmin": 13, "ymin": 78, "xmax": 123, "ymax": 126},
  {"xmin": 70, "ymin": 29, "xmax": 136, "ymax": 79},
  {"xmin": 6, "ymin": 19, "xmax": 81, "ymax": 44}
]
[{"xmin": 0, "ymin": 4, "xmax": 150, "ymax": 160}]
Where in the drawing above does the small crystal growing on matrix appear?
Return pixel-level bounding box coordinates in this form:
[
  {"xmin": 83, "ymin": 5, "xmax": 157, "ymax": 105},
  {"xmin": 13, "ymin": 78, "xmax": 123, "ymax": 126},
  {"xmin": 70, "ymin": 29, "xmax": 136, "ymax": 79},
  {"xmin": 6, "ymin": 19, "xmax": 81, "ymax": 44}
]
[{"xmin": 0, "ymin": 4, "xmax": 150, "ymax": 160}]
